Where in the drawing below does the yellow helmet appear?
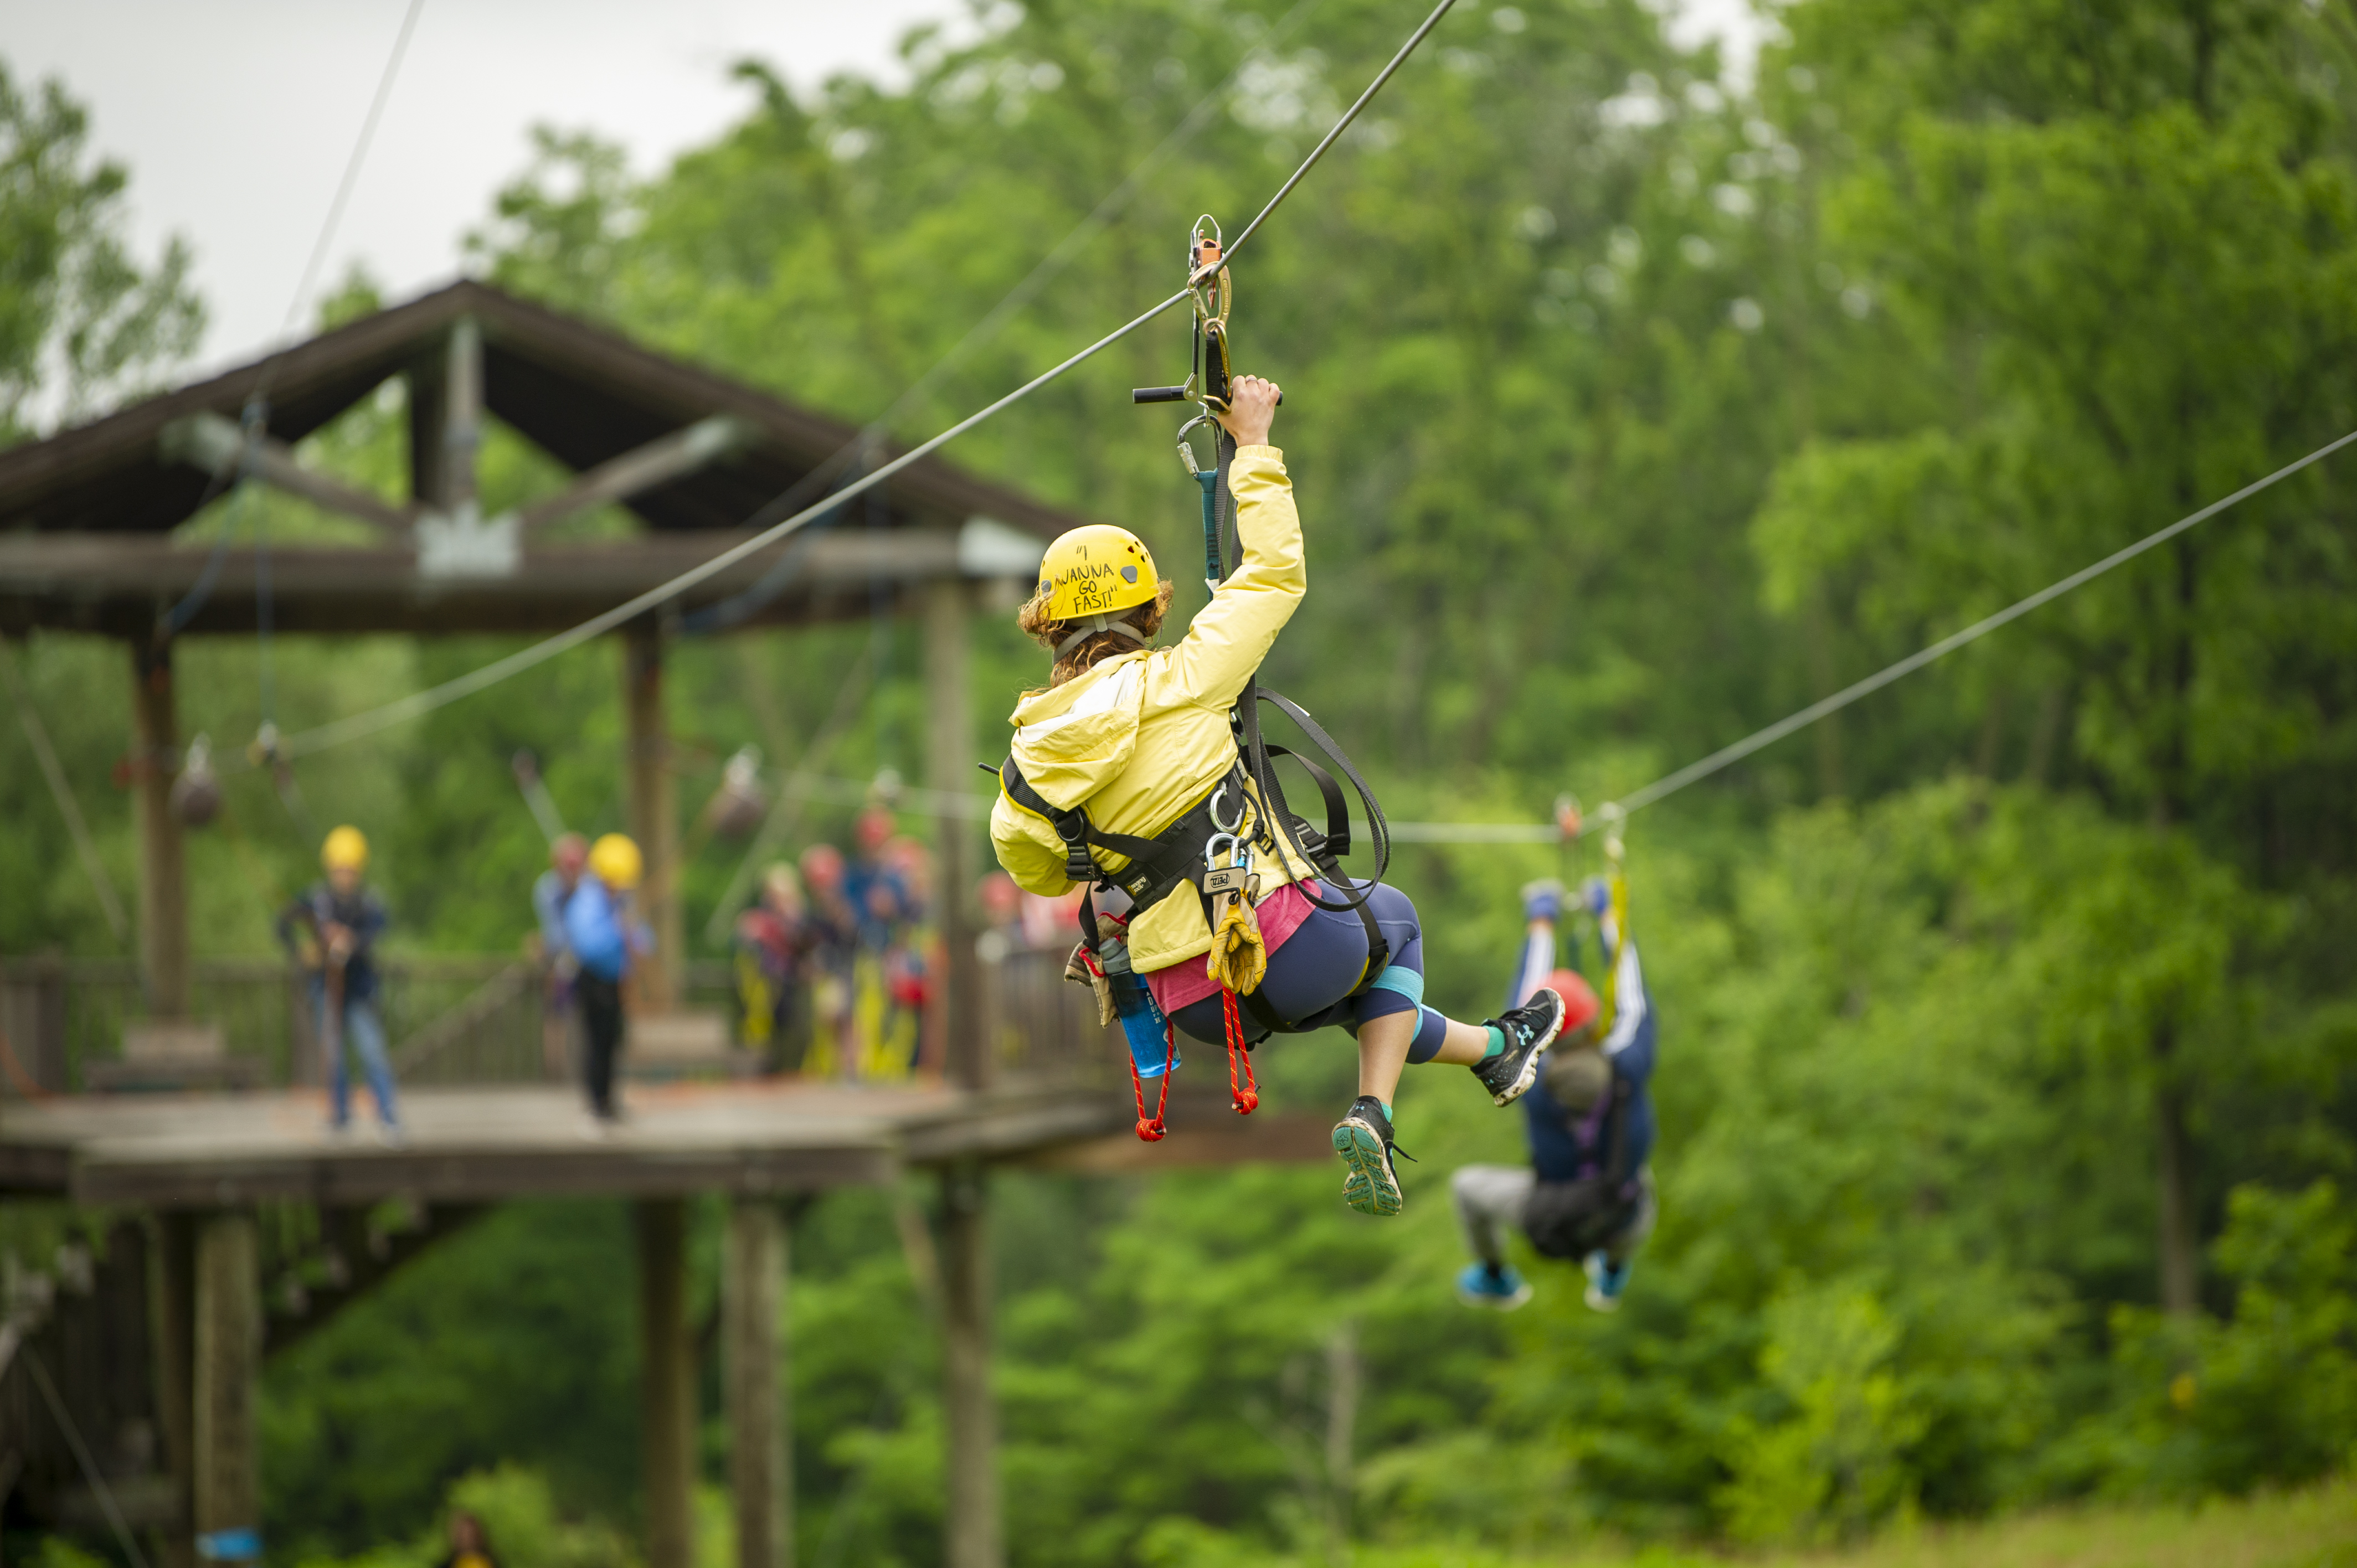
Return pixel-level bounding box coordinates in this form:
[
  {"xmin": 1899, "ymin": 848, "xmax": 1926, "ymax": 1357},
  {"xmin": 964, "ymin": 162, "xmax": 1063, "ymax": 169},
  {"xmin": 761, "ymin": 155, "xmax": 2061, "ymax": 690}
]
[
  {"xmin": 321, "ymin": 825, "xmax": 369, "ymax": 873},
  {"xmin": 1035, "ymin": 525, "xmax": 1159, "ymax": 621},
  {"xmin": 590, "ymin": 832, "xmax": 644, "ymax": 891}
]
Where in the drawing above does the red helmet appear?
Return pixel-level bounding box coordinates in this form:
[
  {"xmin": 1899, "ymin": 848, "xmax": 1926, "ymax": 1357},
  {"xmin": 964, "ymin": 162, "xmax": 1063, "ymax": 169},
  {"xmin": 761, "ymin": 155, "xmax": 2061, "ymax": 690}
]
[
  {"xmin": 1549, "ymin": 969, "xmax": 1601, "ymax": 1035},
  {"xmin": 800, "ymin": 842, "xmax": 846, "ymax": 890}
]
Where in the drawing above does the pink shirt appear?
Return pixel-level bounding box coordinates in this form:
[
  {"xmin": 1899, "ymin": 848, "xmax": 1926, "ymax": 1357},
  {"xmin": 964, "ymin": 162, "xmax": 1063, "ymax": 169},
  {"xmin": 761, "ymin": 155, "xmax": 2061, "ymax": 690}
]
[{"xmin": 1144, "ymin": 881, "xmax": 1322, "ymax": 1017}]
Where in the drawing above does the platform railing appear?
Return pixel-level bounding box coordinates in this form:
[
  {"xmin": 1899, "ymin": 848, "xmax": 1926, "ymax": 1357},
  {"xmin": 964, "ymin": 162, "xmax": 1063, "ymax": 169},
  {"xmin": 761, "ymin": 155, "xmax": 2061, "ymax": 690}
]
[{"xmin": 0, "ymin": 946, "xmax": 1117, "ymax": 1095}]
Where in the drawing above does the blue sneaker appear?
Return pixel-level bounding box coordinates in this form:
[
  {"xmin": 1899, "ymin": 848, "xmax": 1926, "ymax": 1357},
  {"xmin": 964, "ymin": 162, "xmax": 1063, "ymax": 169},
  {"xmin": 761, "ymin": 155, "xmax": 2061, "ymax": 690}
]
[
  {"xmin": 1456, "ymin": 1261, "xmax": 1532, "ymax": 1311},
  {"xmin": 1583, "ymin": 1251, "xmax": 1631, "ymax": 1312}
]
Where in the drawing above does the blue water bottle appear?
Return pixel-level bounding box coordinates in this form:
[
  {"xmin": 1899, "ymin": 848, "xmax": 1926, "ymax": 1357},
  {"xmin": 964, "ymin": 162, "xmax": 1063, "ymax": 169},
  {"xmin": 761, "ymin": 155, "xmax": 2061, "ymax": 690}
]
[{"xmin": 1098, "ymin": 933, "xmax": 1177, "ymax": 1078}]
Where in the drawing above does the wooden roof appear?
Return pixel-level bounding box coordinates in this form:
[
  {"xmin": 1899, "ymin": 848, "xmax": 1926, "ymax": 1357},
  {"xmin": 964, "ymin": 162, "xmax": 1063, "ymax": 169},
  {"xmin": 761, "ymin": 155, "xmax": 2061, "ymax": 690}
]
[
  {"xmin": 0, "ymin": 280, "xmax": 1076, "ymax": 538},
  {"xmin": 0, "ymin": 281, "xmax": 1077, "ymax": 636}
]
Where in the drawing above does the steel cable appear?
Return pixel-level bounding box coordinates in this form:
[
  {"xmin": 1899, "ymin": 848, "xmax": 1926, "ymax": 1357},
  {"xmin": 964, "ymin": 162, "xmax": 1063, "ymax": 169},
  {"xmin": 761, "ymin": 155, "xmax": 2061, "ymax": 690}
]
[{"xmin": 272, "ymin": 0, "xmax": 1459, "ymax": 760}]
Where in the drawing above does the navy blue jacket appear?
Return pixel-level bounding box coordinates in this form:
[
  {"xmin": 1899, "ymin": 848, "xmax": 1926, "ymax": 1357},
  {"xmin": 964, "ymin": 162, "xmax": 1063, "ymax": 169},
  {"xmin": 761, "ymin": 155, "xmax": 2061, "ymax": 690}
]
[
  {"xmin": 277, "ymin": 883, "xmax": 390, "ymax": 1003},
  {"xmin": 1506, "ymin": 921, "xmax": 1657, "ymax": 1183}
]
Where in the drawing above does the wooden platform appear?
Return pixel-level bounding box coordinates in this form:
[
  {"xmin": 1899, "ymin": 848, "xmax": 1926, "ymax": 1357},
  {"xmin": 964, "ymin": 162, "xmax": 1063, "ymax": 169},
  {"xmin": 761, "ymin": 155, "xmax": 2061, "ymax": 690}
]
[
  {"xmin": 0, "ymin": 1079, "xmax": 1129, "ymax": 1208},
  {"xmin": 0, "ymin": 1077, "xmax": 1335, "ymax": 1209}
]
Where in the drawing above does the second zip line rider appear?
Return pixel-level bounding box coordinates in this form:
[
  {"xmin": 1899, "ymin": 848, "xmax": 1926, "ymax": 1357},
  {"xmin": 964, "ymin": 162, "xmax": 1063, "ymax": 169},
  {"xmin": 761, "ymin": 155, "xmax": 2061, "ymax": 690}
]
[{"xmin": 990, "ymin": 376, "xmax": 1567, "ymax": 1216}]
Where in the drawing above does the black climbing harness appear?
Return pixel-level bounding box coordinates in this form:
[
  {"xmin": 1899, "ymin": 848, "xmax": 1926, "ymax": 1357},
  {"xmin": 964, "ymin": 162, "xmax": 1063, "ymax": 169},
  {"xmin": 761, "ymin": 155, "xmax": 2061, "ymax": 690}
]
[{"xmin": 1001, "ymin": 214, "xmax": 1399, "ymax": 1036}]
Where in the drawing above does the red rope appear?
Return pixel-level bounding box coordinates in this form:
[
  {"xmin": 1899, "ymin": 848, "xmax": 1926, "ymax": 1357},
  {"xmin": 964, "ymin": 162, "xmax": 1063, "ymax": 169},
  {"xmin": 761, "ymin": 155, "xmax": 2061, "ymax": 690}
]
[
  {"xmin": 1219, "ymin": 989, "xmax": 1259, "ymax": 1116},
  {"xmin": 1130, "ymin": 1020, "xmax": 1174, "ymax": 1141}
]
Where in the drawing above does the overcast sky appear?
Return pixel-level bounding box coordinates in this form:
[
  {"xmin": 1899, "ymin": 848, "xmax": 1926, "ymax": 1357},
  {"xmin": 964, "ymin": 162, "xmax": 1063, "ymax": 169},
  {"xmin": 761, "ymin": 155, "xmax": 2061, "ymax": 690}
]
[{"xmin": 7, "ymin": 0, "xmax": 1762, "ymax": 382}]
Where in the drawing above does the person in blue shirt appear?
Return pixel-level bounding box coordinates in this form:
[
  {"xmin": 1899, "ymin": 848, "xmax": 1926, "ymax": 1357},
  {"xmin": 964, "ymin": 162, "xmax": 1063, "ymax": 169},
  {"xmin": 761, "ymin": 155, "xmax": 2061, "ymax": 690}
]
[
  {"xmin": 564, "ymin": 833, "xmax": 650, "ymax": 1128},
  {"xmin": 1453, "ymin": 877, "xmax": 1659, "ymax": 1312},
  {"xmin": 531, "ymin": 833, "xmax": 588, "ymax": 1079},
  {"xmin": 277, "ymin": 825, "xmax": 401, "ymax": 1142}
]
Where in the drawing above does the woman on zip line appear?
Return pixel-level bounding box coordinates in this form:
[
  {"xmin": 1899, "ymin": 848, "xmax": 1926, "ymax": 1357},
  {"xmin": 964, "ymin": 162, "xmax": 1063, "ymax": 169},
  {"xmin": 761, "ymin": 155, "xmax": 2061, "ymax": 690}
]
[{"xmin": 989, "ymin": 375, "xmax": 1567, "ymax": 1217}]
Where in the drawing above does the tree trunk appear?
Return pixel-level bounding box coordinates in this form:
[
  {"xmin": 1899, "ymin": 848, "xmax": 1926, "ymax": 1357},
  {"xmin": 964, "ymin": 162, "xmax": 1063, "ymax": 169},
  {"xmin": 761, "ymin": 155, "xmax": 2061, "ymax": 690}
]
[{"xmin": 2152, "ymin": 1019, "xmax": 2200, "ymax": 1316}]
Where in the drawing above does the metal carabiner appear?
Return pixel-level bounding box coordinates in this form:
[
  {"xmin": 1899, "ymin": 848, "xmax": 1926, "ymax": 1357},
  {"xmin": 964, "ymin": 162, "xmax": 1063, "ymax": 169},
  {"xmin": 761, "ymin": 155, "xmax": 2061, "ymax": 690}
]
[
  {"xmin": 1203, "ymin": 831, "xmax": 1239, "ymax": 870},
  {"xmin": 1209, "ymin": 781, "xmax": 1250, "ymax": 834},
  {"xmin": 1176, "ymin": 412, "xmax": 1215, "ymax": 478}
]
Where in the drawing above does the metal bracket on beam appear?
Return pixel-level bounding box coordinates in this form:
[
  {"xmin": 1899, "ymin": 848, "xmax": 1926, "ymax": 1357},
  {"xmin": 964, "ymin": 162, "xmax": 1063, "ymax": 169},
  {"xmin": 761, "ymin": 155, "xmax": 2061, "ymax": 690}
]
[{"xmin": 416, "ymin": 502, "xmax": 521, "ymax": 579}]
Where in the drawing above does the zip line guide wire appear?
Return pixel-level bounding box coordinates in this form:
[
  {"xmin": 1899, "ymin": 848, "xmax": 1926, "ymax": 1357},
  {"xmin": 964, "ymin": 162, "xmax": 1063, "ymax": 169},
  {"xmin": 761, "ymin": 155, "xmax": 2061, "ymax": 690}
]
[
  {"xmin": 271, "ymin": 0, "xmax": 1463, "ymax": 762},
  {"xmin": 719, "ymin": 426, "xmax": 2357, "ymax": 842},
  {"xmin": 1388, "ymin": 424, "xmax": 2357, "ymax": 843},
  {"xmin": 249, "ymin": 0, "xmax": 2343, "ymax": 854},
  {"xmin": 685, "ymin": 0, "xmax": 1327, "ymax": 635}
]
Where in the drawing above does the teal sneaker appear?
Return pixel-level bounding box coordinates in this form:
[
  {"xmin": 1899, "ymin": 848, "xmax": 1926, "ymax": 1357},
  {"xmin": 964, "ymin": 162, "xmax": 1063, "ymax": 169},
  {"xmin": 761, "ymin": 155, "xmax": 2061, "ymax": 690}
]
[
  {"xmin": 1456, "ymin": 1261, "xmax": 1532, "ymax": 1311},
  {"xmin": 1583, "ymin": 1250, "xmax": 1632, "ymax": 1313},
  {"xmin": 1333, "ymin": 1095, "xmax": 1406, "ymax": 1217}
]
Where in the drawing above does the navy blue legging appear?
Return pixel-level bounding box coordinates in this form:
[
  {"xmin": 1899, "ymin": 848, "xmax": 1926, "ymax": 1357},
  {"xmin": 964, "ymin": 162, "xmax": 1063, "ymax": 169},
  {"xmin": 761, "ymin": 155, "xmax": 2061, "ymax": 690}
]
[{"xmin": 1168, "ymin": 880, "xmax": 1452, "ymax": 1060}]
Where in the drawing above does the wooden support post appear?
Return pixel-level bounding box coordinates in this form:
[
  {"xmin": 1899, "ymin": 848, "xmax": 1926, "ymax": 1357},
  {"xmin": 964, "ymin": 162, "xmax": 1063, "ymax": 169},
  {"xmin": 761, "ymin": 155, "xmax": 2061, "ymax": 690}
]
[
  {"xmin": 192, "ymin": 1211, "xmax": 259, "ymax": 1562},
  {"xmin": 941, "ymin": 1163, "xmax": 1001, "ymax": 1568},
  {"xmin": 131, "ymin": 640, "xmax": 191, "ymax": 1018},
  {"xmin": 924, "ymin": 579, "xmax": 982, "ymax": 1089},
  {"xmin": 153, "ymin": 1213, "xmax": 198, "ymax": 1568},
  {"xmin": 637, "ymin": 1199, "xmax": 694, "ymax": 1568},
  {"xmin": 408, "ymin": 316, "xmax": 482, "ymax": 515},
  {"xmin": 624, "ymin": 627, "xmax": 682, "ymax": 1012},
  {"xmin": 444, "ymin": 317, "xmax": 482, "ymax": 520},
  {"xmin": 724, "ymin": 1200, "xmax": 789, "ymax": 1568}
]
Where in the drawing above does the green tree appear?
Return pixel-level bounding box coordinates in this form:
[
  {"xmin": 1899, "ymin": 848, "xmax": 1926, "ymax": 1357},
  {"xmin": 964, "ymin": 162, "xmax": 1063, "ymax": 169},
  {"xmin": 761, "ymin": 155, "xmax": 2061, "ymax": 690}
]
[
  {"xmin": 1752, "ymin": 0, "xmax": 2357, "ymax": 1313},
  {"xmin": 0, "ymin": 58, "xmax": 203, "ymax": 440}
]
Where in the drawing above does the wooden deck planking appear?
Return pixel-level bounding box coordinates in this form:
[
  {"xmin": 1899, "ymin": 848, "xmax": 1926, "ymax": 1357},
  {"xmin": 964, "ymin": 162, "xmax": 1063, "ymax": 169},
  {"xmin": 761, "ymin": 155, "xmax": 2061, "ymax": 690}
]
[{"xmin": 0, "ymin": 1079, "xmax": 1135, "ymax": 1208}]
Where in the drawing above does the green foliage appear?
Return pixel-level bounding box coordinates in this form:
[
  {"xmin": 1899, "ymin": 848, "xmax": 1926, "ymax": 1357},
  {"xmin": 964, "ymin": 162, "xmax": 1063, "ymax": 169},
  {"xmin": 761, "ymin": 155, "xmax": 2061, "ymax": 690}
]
[
  {"xmin": 2090, "ymin": 1180, "xmax": 2357, "ymax": 1497},
  {"xmin": 261, "ymin": 1203, "xmax": 644, "ymax": 1561},
  {"xmin": 6, "ymin": 0, "xmax": 2357, "ymax": 1559},
  {"xmin": 0, "ymin": 59, "xmax": 201, "ymax": 437}
]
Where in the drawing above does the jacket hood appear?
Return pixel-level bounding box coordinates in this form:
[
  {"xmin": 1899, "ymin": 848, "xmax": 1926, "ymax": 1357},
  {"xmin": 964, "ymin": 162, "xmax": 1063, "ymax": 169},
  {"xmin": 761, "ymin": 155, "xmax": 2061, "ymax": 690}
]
[{"xmin": 1006, "ymin": 653, "xmax": 1149, "ymax": 809}]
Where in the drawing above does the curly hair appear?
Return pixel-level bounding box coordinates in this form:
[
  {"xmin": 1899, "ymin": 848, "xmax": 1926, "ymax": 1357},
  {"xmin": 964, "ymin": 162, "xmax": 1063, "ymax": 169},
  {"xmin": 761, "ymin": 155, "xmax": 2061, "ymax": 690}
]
[{"xmin": 1016, "ymin": 577, "xmax": 1176, "ymax": 688}]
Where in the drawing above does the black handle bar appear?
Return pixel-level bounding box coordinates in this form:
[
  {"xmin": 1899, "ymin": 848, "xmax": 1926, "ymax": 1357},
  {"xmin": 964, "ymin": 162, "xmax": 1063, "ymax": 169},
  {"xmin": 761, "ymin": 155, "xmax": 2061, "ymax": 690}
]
[{"xmin": 1130, "ymin": 386, "xmax": 1285, "ymax": 405}]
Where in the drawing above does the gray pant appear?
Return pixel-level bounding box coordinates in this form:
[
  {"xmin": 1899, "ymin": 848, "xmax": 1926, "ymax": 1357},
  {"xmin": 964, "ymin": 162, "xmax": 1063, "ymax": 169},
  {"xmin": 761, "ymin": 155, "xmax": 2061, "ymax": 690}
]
[{"xmin": 1452, "ymin": 1163, "xmax": 1656, "ymax": 1268}]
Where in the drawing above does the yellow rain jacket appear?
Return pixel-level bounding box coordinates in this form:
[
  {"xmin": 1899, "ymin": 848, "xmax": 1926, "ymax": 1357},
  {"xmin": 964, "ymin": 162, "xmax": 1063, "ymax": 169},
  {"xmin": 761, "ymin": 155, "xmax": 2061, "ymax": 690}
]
[{"xmin": 991, "ymin": 445, "xmax": 1314, "ymax": 974}]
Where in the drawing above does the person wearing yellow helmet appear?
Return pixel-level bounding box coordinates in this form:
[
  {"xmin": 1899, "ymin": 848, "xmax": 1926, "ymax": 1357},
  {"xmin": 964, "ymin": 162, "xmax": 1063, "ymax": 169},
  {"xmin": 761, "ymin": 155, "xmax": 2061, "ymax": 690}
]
[
  {"xmin": 990, "ymin": 377, "xmax": 1566, "ymax": 1219},
  {"xmin": 532, "ymin": 833, "xmax": 591, "ymax": 1079},
  {"xmin": 564, "ymin": 832, "xmax": 652, "ymax": 1127},
  {"xmin": 277, "ymin": 824, "xmax": 403, "ymax": 1142}
]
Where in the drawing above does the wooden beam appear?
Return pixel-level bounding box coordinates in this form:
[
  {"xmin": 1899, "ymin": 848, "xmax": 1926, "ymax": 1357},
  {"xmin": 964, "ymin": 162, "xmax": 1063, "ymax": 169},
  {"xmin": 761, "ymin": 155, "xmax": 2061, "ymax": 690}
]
[
  {"xmin": 130, "ymin": 641, "xmax": 191, "ymax": 1019},
  {"xmin": 623, "ymin": 627, "xmax": 682, "ymax": 1012},
  {"xmin": 1012, "ymin": 1109, "xmax": 1336, "ymax": 1172},
  {"xmin": 0, "ymin": 527, "xmax": 1018, "ymax": 638},
  {"xmin": 192, "ymin": 1211, "xmax": 260, "ymax": 1565},
  {"xmin": 444, "ymin": 317, "xmax": 483, "ymax": 517},
  {"xmin": 925, "ymin": 579, "xmax": 983, "ymax": 1088},
  {"xmin": 159, "ymin": 412, "xmax": 415, "ymax": 535},
  {"xmin": 940, "ymin": 1163, "xmax": 1002, "ymax": 1568},
  {"xmin": 518, "ymin": 416, "xmax": 752, "ymax": 532},
  {"xmin": 152, "ymin": 1213, "xmax": 198, "ymax": 1568},
  {"xmin": 637, "ymin": 1199, "xmax": 695, "ymax": 1568},
  {"xmin": 724, "ymin": 1199, "xmax": 789, "ymax": 1568},
  {"xmin": 261, "ymin": 1203, "xmax": 489, "ymax": 1358}
]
